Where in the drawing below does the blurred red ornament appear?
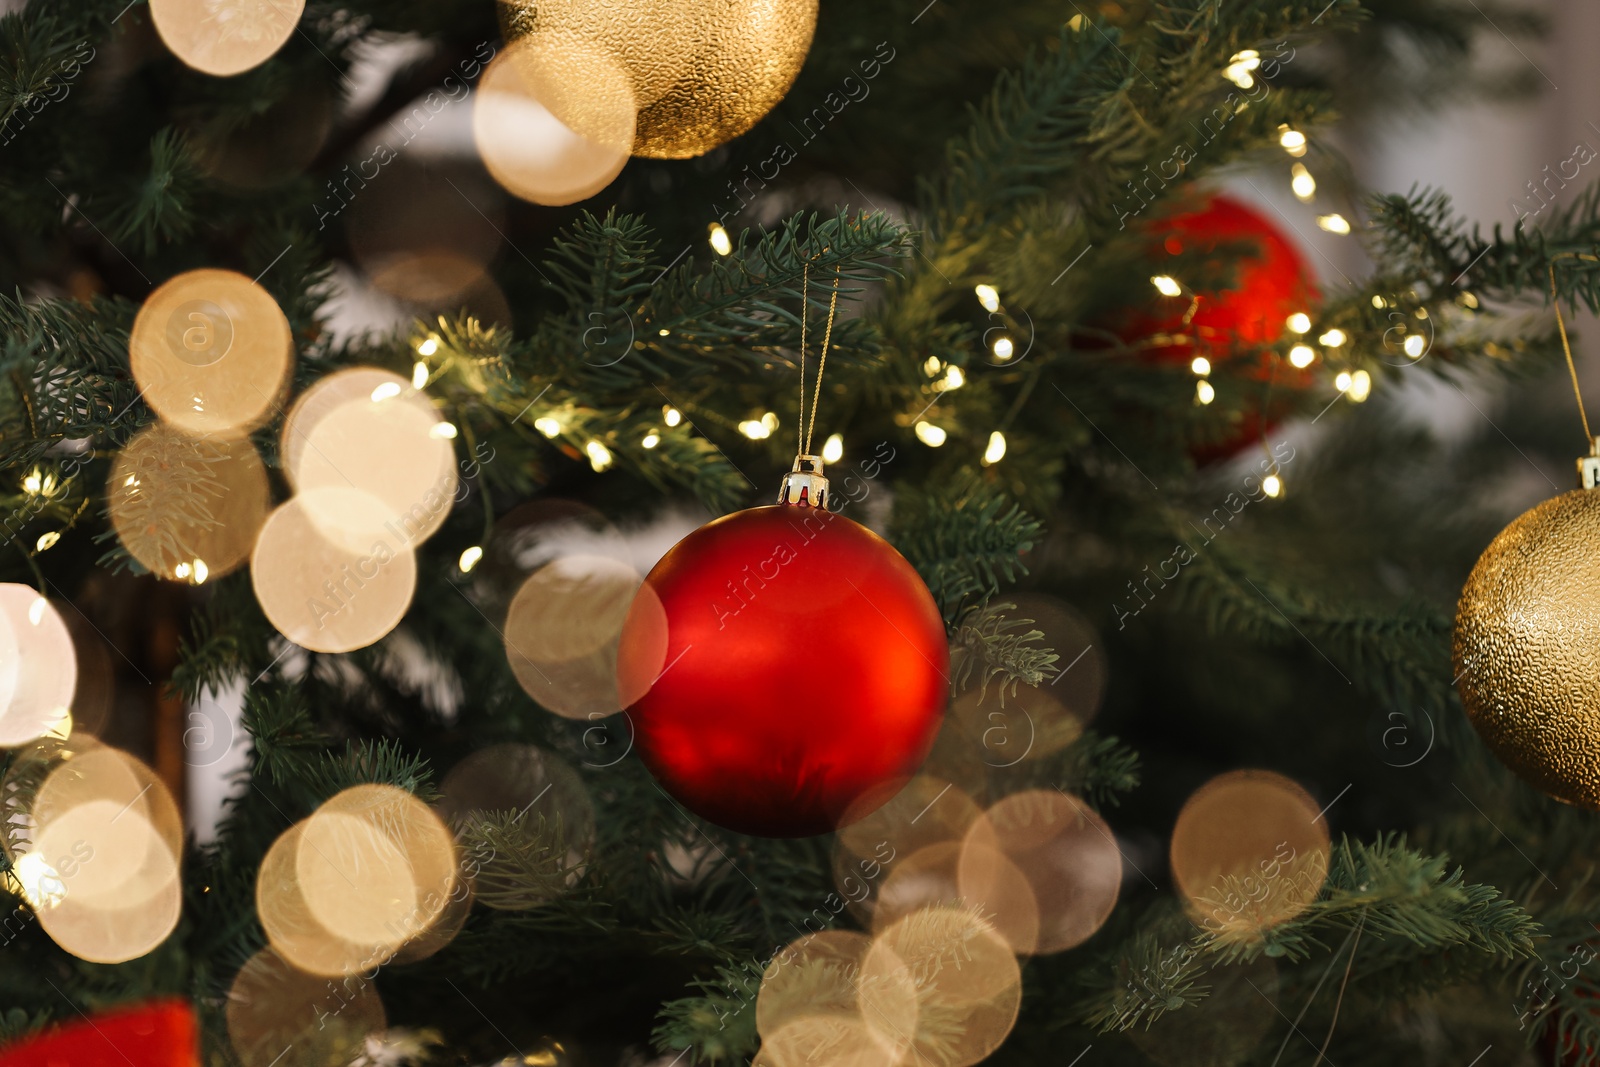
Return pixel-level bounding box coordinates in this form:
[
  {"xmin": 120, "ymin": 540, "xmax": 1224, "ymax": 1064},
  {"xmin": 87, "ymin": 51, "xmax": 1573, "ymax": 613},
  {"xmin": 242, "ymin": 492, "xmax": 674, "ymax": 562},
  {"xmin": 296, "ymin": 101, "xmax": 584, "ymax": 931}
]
[
  {"xmin": 616, "ymin": 491, "xmax": 948, "ymax": 838},
  {"xmin": 1121, "ymin": 194, "xmax": 1318, "ymax": 461},
  {"xmin": 0, "ymin": 999, "xmax": 198, "ymax": 1067}
]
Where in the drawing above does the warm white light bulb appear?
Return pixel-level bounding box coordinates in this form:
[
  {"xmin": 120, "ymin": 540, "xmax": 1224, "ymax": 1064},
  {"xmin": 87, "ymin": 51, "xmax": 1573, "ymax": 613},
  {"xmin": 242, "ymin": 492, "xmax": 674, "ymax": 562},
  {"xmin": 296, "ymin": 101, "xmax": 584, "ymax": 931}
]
[
  {"xmin": 642, "ymin": 432, "xmax": 660, "ymax": 449},
  {"xmin": 586, "ymin": 441, "xmax": 614, "ymax": 471},
  {"xmin": 983, "ymin": 431, "xmax": 1007, "ymax": 465},
  {"xmin": 417, "ymin": 338, "xmax": 439, "ymax": 357},
  {"xmin": 974, "ymin": 284, "xmax": 1000, "ymax": 312},
  {"xmin": 458, "ymin": 546, "xmax": 484, "ymax": 573},
  {"xmin": 1403, "ymin": 335, "xmax": 1425, "ymax": 358},
  {"xmin": 1286, "ymin": 312, "xmax": 1311, "ymax": 334},
  {"xmin": 429, "ymin": 422, "xmax": 458, "ymax": 440},
  {"xmin": 914, "ymin": 421, "xmax": 947, "ymax": 447},
  {"xmin": 1291, "ymin": 163, "xmax": 1316, "ymax": 201},
  {"xmin": 663, "ymin": 406, "xmax": 682, "ymax": 427},
  {"xmin": 1335, "ymin": 370, "xmax": 1353, "ymax": 392},
  {"xmin": 1152, "ymin": 275, "xmax": 1183, "ymax": 297},
  {"xmin": 412, "ymin": 362, "xmax": 429, "ymax": 389},
  {"xmin": 1190, "ymin": 356, "xmax": 1211, "ymax": 376},
  {"xmin": 1317, "ymin": 214, "xmax": 1350, "ymax": 235},
  {"xmin": 708, "ymin": 223, "xmax": 732, "ymax": 256},
  {"xmin": 992, "ymin": 337, "xmax": 1014, "ymax": 361},
  {"xmin": 1348, "ymin": 369, "xmax": 1372, "ymax": 402},
  {"xmin": 739, "ymin": 420, "xmax": 771, "ymax": 440},
  {"xmin": 371, "ymin": 382, "xmax": 402, "ymax": 402},
  {"xmin": 534, "ymin": 417, "xmax": 561, "ymax": 438},
  {"xmin": 1318, "ymin": 329, "xmax": 1346, "ymax": 347},
  {"xmin": 34, "ymin": 531, "xmax": 58, "ymax": 552},
  {"xmin": 1195, "ymin": 380, "xmax": 1215, "ymax": 405},
  {"xmin": 822, "ymin": 433, "xmax": 843, "ymax": 463},
  {"xmin": 1288, "ymin": 345, "xmax": 1315, "ymax": 369},
  {"xmin": 1263, "ymin": 474, "xmax": 1282, "ymax": 498}
]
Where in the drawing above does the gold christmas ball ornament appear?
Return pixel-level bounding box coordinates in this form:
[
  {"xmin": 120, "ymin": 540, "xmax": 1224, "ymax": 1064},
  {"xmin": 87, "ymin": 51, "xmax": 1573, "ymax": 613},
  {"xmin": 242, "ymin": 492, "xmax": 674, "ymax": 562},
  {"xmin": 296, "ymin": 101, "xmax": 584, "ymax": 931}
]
[
  {"xmin": 1454, "ymin": 488, "xmax": 1600, "ymax": 808},
  {"xmin": 500, "ymin": 0, "xmax": 818, "ymax": 160}
]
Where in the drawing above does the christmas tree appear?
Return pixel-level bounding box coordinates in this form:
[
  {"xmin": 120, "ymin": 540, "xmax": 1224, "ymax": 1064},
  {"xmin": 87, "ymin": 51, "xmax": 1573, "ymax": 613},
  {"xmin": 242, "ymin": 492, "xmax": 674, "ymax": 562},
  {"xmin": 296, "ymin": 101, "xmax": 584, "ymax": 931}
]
[{"xmin": 8, "ymin": 0, "xmax": 1600, "ymax": 1064}]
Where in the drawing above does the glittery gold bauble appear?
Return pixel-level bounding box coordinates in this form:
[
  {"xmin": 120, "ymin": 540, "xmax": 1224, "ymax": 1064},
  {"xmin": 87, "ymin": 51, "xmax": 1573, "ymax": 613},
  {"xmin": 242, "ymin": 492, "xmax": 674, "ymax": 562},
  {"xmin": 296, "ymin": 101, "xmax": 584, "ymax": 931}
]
[
  {"xmin": 500, "ymin": 0, "xmax": 818, "ymax": 160},
  {"xmin": 1454, "ymin": 489, "xmax": 1600, "ymax": 808}
]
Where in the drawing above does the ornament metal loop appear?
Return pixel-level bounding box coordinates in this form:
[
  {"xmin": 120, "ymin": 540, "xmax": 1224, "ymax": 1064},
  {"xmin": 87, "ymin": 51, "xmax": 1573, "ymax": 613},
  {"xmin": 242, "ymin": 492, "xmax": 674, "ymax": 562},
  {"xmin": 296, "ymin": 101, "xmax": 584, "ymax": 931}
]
[{"xmin": 778, "ymin": 454, "xmax": 828, "ymax": 508}]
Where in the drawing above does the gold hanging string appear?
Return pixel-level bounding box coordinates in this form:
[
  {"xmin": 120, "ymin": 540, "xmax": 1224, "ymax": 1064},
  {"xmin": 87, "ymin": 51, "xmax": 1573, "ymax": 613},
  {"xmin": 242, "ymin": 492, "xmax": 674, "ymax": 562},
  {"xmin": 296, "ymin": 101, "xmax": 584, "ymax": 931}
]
[
  {"xmin": 796, "ymin": 256, "xmax": 841, "ymax": 457},
  {"xmin": 1549, "ymin": 263, "xmax": 1593, "ymax": 444}
]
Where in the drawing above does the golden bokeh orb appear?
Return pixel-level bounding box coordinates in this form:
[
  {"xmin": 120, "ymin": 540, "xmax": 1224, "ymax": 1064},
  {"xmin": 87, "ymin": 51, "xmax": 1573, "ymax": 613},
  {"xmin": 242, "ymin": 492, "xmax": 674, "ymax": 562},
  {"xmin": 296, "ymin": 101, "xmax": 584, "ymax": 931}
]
[
  {"xmin": 151, "ymin": 0, "xmax": 306, "ymax": 77},
  {"xmin": 129, "ymin": 269, "xmax": 293, "ymax": 436},
  {"xmin": 861, "ymin": 906, "xmax": 1022, "ymax": 1067},
  {"xmin": 109, "ymin": 423, "xmax": 270, "ymax": 584},
  {"xmin": 0, "ymin": 586, "xmax": 76, "ymax": 746},
  {"xmin": 251, "ymin": 493, "xmax": 418, "ymax": 654},
  {"xmin": 29, "ymin": 748, "xmax": 183, "ymax": 963},
  {"xmin": 281, "ymin": 367, "xmax": 456, "ymax": 552},
  {"xmin": 961, "ymin": 790, "xmax": 1121, "ymax": 954},
  {"xmin": 1169, "ymin": 770, "xmax": 1330, "ymax": 936},
  {"xmin": 475, "ymin": 37, "xmax": 632, "ymax": 205},
  {"xmin": 227, "ymin": 947, "xmax": 387, "ymax": 1067},
  {"xmin": 506, "ymin": 555, "xmax": 663, "ymax": 719}
]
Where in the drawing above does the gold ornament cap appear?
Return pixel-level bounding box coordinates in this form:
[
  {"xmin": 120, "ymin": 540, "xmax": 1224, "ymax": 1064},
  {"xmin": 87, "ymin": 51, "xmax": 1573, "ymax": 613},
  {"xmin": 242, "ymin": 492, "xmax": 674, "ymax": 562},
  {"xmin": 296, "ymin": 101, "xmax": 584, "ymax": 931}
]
[
  {"xmin": 1578, "ymin": 435, "xmax": 1600, "ymax": 489},
  {"xmin": 778, "ymin": 455, "xmax": 828, "ymax": 508}
]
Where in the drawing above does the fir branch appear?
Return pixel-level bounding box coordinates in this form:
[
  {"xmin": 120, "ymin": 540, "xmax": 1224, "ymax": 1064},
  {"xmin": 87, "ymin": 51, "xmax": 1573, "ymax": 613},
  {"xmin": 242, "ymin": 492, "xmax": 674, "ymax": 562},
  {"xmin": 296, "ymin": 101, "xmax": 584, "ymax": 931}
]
[
  {"xmin": 949, "ymin": 598, "xmax": 1058, "ymax": 698},
  {"xmin": 891, "ymin": 474, "xmax": 1044, "ymax": 623},
  {"xmin": 1369, "ymin": 185, "xmax": 1600, "ymax": 312}
]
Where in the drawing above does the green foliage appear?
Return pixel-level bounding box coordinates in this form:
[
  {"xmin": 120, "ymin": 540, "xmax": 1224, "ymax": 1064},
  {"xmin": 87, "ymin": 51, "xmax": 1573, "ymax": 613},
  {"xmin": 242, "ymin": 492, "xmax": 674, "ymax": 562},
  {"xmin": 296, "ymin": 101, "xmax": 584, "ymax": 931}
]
[
  {"xmin": 0, "ymin": 0, "xmax": 1576, "ymax": 1062},
  {"xmin": 893, "ymin": 475, "xmax": 1044, "ymax": 622}
]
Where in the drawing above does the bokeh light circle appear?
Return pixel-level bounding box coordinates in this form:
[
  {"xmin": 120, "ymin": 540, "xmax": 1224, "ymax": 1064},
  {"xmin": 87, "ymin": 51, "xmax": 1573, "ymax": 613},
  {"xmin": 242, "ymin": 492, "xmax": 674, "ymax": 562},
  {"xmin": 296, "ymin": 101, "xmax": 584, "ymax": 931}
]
[
  {"xmin": 438, "ymin": 744, "xmax": 594, "ymax": 910},
  {"xmin": 961, "ymin": 790, "xmax": 1121, "ymax": 954},
  {"xmin": 251, "ymin": 493, "xmax": 417, "ymax": 654},
  {"xmin": 258, "ymin": 785, "xmax": 456, "ymax": 976},
  {"xmin": 949, "ymin": 595, "xmax": 1105, "ymax": 766},
  {"xmin": 502, "ymin": 29, "xmax": 637, "ymax": 153},
  {"xmin": 299, "ymin": 785, "xmax": 457, "ymax": 955},
  {"xmin": 832, "ymin": 775, "xmax": 982, "ymax": 926},
  {"xmin": 757, "ymin": 930, "xmax": 917, "ymax": 1066},
  {"xmin": 506, "ymin": 555, "xmax": 665, "ymax": 719},
  {"xmin": 227, "ymin": 947, "xmax": 387, "ymax": 1067},
  {"xmin": 0, "ymin": 586, "xmax": 76, "ymax": 746},
  {"xmin": 29, "ymin": 748, "xmax": 183, "ymax": 963},
  {"xmin": 281, "ymin": 367, "xmax": 456, "ymax": 551},
  {"xmin": 1170, "ymin": 770, "xmax": 1331, "ymax": 936},
  {"xmin": 109, "ymin": 423, "xmax": 271, "ymax": 584},
  {"xmin": 129, "ymin": 269, "xmax": 293, "ymax": 435},
  {"xmin": 151, "ymin": 0, "xmax": 306, "ymax": 76},
  {"xmin": 474, "ymin": 39, "xmax": 630, "ymax": 206},
  {"xmin": 862, "ymin": 906, "xmax": 1022, "ymax": 1067}
]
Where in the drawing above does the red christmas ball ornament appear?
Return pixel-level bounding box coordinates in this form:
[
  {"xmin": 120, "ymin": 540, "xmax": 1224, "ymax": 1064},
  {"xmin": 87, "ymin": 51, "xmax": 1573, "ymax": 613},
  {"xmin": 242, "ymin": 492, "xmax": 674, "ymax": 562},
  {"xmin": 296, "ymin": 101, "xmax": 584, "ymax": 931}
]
[
  {"xmin": 616, "ymin": 457, "xmax": 949, "ymax": 838},
  {"xmin": 1120, "ymin": 193, "xmax": 1318, "ymax": 461},
  {"xmin": 0, "ymin": 999, "xmax": 198, "ymax": 1067}
]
